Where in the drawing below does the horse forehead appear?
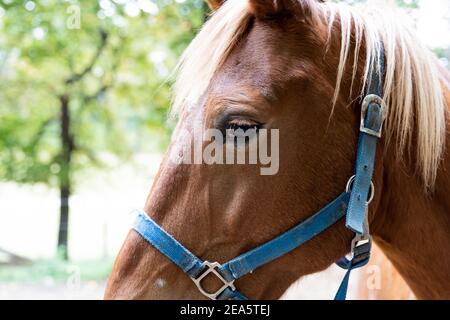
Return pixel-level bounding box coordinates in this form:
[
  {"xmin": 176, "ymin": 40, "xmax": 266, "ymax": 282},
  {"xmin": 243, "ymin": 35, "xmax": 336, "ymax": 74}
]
[
  {"xmin": 211, "ymin": 68, "xmax": 276, "ymax": 104},
  {"xmin": 215, "ymin": 25, "xmax": 308, "ymax": 95},
  {"xmin": 211, "ymin": 51, "xmax": 284, "ymax": 103}
]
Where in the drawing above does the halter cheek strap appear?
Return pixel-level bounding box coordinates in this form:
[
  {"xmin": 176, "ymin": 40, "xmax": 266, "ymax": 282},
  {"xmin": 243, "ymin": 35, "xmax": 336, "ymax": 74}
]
[
  {"xmin": 346, "ymin": 48, "xmax": 386, "ymax": 235},
  {"xmin": 131, "ymin": 48, "xmax": 385, "ymax": 300}
]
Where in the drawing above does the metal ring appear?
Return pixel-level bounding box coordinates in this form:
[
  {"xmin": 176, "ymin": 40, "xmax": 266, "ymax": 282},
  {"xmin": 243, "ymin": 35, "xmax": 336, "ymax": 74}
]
[{"xmin": 345, "ymin": 175, "xmax": 375, "ymax": 205}]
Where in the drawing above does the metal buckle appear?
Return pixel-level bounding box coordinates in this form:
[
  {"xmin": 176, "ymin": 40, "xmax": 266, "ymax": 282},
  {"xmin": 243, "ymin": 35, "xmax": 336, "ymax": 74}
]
[
  {"xmin": 350, "ymin": 233, "xmax": 372, "ymax": 261},
  {"xmin": 348, "ymin": 209, "xmax": 371, "ymax": 261},
  {"xmin": 351, "ymin": 231, "xmax": 371, "ymax": 254},
  {"xmin": 346, "ymin": 175, "xmax": 373, "ymax": 260},
  {"xmin": 191, "ymin": 261, "xmax": 235, "ymax": 300},
  {"xmin": 360, "ymin": 94, "xmax": 386, "ymax": 138}
]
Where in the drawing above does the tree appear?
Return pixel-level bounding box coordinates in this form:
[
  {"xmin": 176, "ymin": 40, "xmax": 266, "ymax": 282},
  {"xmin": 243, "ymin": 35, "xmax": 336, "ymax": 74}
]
[{"xmin": 0, "ymin": 0, "xmax": 208, "ymax": 259}]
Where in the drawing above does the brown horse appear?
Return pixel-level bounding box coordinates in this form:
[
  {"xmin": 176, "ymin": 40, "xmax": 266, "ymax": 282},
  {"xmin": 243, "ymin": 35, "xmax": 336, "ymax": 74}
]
[{"xmin": 105, "ymin": 0, "xmax": 450, "ymax": 300}]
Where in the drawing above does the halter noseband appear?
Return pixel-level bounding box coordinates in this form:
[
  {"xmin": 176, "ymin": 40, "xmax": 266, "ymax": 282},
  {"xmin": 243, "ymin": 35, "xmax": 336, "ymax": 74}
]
[{"xmin": 132, "ymin": 48, "xmax": 386, "ymax": 300}]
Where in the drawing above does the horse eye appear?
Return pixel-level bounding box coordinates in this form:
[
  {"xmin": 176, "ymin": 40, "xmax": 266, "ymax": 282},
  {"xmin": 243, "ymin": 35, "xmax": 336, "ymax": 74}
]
[
  {"xmin": 225, "ymin": 120, "xmax": 262, "ymax": 133},
  {"xmin": 223, "ymin": 119, "xmax": 262, "ymax": 145}
]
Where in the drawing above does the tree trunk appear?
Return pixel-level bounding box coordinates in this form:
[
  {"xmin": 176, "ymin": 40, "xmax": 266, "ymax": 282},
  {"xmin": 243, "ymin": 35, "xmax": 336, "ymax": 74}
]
[{"xmin": 57, "ymin": 94, "xmax": 73, "ymax": 260}]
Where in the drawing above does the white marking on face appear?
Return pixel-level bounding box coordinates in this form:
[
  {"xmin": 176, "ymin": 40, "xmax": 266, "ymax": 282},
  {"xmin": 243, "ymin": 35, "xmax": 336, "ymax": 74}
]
[{"xmin": 155, "ymin": 278, "xmax": 166, "ymax": 288}]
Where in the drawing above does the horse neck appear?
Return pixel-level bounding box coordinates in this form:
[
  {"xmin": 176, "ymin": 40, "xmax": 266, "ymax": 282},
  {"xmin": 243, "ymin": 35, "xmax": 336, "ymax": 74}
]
[{"xmin": 371, "ymin": 69, "xmax": 450, "ymax": 299}]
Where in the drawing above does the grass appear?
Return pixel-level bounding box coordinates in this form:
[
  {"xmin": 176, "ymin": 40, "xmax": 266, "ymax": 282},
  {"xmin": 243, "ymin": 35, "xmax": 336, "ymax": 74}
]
[{"xmin": 0, "ymin": 256, "xmax": 114, "ymax": 283}]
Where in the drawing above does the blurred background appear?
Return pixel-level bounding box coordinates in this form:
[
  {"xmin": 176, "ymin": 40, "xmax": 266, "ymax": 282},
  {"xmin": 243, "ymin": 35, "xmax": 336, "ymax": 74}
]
[{"xmin": 0, "ymin": 0, "xmax": 448, "ymax": 300}]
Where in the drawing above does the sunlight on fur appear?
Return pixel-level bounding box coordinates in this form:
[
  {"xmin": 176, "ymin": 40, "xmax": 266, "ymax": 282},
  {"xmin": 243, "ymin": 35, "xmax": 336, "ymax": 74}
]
[{"xmin": 171, "ymin": 0, "xmax": 447, "ymax": 189}]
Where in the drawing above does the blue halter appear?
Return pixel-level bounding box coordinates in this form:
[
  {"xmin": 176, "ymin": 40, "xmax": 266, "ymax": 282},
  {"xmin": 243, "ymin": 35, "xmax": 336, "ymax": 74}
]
[{"xmin": 132, "ymin": 49, "xmax": 386, "ymax": 300}]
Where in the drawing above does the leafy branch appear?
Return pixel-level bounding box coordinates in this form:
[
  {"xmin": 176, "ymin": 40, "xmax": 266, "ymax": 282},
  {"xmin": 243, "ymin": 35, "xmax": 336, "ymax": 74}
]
[{"xmin": 65, "ymin": 29, "xmax": 109, "ymax": 85}]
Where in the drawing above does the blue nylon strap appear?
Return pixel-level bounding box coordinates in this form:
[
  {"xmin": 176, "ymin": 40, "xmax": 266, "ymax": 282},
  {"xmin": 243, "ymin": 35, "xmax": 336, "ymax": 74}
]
[
  {"xmin": 132, "ymin": 192, "xmax": 349, "ymax": 300},
  {"xmin": 336, "ymin": 48, "xmax": 385, "ymax": 298},
  {"xmin": 132, "ymin": 213, "xmax": 205, "ymax": 278},
  {"xmin": 219, "ymin": 192, "xmax": 350, "ymax": 281},
  {"xmin": 335, "ymin": 268, "xmax": 352, "ymax": 300},
  {"xmin": 133, "ymin": 213, "xmax": 247, "ymax": 300},
  {"xmin": 345, "ymin": 117, "xmax": 379, "ymax": 234},
  {"xmin": 368, "ymin": 47, "xmax": 385, "ymax": 97},
  {"xmin": 334, "ymin": 240, "xmax": 372, "ymax": 300},
  {"xmin": 345, "ymin": 46, "xmax": 385, "ymax": 235}
]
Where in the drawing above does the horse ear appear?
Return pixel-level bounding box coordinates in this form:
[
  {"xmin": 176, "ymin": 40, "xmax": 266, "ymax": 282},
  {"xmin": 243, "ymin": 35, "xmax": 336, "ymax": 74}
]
[
  {"xmin": 248, "ymin": 0, "xmax": 319, "ymax": 20},
  {"xmin": 206, "ymin": 0, "xmax": 225, "ymax": 10}
]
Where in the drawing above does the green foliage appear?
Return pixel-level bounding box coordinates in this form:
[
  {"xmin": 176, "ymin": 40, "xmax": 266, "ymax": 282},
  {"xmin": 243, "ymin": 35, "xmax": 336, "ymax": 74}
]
[{"xmin": 0, "ymin": 0, "xmax": 207, "ymax": 186}]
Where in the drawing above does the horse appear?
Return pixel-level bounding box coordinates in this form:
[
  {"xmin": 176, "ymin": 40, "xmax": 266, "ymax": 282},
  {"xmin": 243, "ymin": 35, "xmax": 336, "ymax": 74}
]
[{"xmin": 104, "ymin": 0, "xmax": 450, "ymax": 300}]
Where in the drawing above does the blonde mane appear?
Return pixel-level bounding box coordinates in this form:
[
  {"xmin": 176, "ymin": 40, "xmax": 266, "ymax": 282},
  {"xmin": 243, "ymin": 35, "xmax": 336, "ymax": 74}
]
[{"xmin": 172, "ymin": 0, "xmax": 447, "ymax": 189}]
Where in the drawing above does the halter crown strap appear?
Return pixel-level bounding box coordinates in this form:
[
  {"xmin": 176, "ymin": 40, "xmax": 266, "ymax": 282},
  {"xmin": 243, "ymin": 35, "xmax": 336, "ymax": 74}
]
[
  {"xmin": 345, "ymin": 46, "xmax": 385, "ymax": 235},
  {"xmin": 334, "ymin": 45, "xmax": 386, "ymax": 300}
]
